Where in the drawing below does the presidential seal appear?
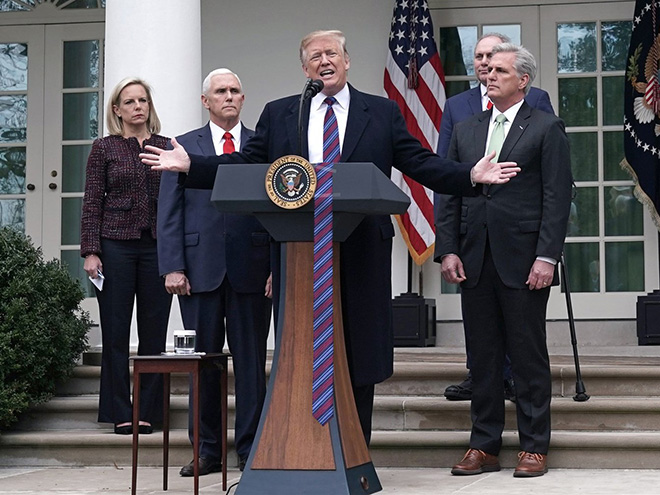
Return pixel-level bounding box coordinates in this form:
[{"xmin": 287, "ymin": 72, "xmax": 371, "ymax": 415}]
[{"xmin": 265, "ymin": 155, "xmax": 316, "ymax": 209}]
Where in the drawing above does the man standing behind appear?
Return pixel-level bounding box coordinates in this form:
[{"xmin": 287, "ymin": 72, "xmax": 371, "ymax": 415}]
[
  {"xmin": 157, "ymin": 68, "xmax": 272, "ymax": 476},
  {"xmin": 438, "ymin": 44, "xmax": 572, "ymax": 477},
  {"xmin": 435, "ymin": 32, "xmax": 554, "ymax": 402}
]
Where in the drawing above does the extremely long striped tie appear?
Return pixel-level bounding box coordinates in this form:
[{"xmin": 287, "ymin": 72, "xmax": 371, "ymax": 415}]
[{"xmin": 312, "ymin": 97, "xmax": 339, "ymax": 425}]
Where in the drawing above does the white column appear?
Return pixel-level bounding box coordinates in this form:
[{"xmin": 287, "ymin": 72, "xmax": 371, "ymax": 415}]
[
  {"xmin": 103, "ymin": 0, "xmax": 201, "ymax": 349},
  {"xmin": 104, "ymin": 0, "xmax": 202, "ymax": 138}
]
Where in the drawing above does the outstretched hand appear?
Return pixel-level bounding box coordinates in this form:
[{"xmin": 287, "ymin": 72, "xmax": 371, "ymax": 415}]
[
  {"xmin": 139, "ymin": 137, "xmax": 191, "ymax": 173},
  {"xmin": 472, "ymin": 151, "xmax": 520, "ymax": 184}
]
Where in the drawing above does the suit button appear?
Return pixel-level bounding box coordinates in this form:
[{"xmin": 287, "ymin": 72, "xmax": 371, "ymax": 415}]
[{"xmin": 486, "ymin": 194, "xmax": 492, "ymax": 199}]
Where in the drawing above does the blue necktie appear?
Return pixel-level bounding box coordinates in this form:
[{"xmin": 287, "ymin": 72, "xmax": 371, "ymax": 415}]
[{"xmin": 312, "ymin": 97, "xmax": 339, "ymax": 425}]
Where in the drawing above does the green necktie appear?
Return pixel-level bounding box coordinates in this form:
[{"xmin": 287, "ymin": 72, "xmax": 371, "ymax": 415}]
[{"xmin": 488, "ymin": 113, "xmax": 507, "ymax": 162}]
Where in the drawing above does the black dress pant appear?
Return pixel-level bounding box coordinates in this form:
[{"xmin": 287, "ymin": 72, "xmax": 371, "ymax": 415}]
[
  {"xmin": 96, "ymin": 232, "xmax": 172, "ymax": 425},
  {"xmin": 462, "ymin": 244, "xmax": 552, "ymax": 455},
  {"xmin": 179, "ymin": 278, "xmax": 271, "ymax": 461}
]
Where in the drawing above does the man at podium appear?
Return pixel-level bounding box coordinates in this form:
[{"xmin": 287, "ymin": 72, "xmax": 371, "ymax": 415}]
[{"xmin": 141, "ymin": 29, "xmax": 520, "ymax": 445}]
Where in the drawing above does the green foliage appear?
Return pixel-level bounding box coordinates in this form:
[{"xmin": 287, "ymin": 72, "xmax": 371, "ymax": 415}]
[{"xmin": 0, "ymin": 227, "xmax": 91, "ymax": 429}]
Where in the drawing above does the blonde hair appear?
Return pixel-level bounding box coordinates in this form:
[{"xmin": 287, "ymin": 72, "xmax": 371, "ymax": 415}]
[
  {"xmin": 299, "ymin": 30, "xmax": 349, "ymax": 64},
  {"xmin": 106, "ymin": 77, "xmax": 161, "ymax": 136}
]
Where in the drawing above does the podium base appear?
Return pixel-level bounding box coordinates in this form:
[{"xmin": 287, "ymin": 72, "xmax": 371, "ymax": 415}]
[{"xmin": 236, "ymin": 461, "xmax": 381, "ymax": 495}]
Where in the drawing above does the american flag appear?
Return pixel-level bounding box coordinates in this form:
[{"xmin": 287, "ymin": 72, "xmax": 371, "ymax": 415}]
[{"xmin": 384, "ymin": 0, "xmax": 446, "ymax": 265}]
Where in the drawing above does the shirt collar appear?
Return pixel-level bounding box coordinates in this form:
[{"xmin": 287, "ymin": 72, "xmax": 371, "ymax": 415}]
[{"xmin": 310, "ymin": 83, "xmax": 350, "ymax": 111}]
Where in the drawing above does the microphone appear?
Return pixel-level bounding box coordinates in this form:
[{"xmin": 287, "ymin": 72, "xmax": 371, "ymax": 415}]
[{"xmin": 302, "ymin": 79, "xmax": 324, "ymax": 100}]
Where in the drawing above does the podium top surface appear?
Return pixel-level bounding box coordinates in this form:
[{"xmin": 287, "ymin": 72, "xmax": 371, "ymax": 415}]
[{"xmin": 210, "ymin": 162, "xmax": 410, "ymax": 216}]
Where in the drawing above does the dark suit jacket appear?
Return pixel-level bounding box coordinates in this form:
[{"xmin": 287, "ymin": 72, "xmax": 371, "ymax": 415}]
[
  {"xmin": 435, "ymin": 101, "xmax": 572, "ymax": 289},
  {"xmin": 157, "ymin": 124, "xmax": 271, "ymax": 294},
  {"xmin": 183, "ymin": 84, "xmax": 480, "ymax": 386},
  {"xmin": 436, "ymin": 86, "xmax": 554, "ymax": 160}
]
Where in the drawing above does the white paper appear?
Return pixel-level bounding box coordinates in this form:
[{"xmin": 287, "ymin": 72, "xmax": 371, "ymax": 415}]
[{"xmin": 89, "ymin": 270, "xmax": 104, "ymax": 291}]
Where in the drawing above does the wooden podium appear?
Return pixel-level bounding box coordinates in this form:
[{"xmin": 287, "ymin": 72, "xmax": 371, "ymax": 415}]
[{"xmin": 211, "ymin": 162, "xmax": 409, "ymax": 495}]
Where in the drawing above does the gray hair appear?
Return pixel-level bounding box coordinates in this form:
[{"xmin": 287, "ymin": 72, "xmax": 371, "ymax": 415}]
[
  {"xmin": 491, "ymin": 42, "xmax": 537, "ymax": 95},
  {"xmin": 477, "ymin": 32, "xmax": 511, "ymax": 48},
  {"xmin": 202, "ymin": 68, "xmax": 243, "ymax": 95}
]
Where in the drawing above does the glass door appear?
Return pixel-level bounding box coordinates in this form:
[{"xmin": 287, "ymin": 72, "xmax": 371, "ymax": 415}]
[
  {"xmin": 0, "ymin": 25, "xmax": 45, "ymax": 245},
  {"xmin": 540, "ymin": 1, "xmax": 654, "ymax": 318}
]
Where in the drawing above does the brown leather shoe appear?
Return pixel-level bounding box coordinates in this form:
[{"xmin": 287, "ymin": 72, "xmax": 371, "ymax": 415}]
[
  {"xmin": 451, "ymin": 448, "xmax": 500, "ymax": 475},
  {"xmin": 514, "ymin": 451, "xmax": 548, "ymax": 477}
]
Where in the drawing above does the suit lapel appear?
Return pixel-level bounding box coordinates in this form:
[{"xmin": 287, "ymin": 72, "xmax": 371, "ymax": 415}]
[
  {"xmin": 285, "ymin": 98, "xmax": 309, "ymax": 159},
  {"xmin": 499, "ymin": 102, "xmax": 531, "ymax": 162},
  {"xmin": 341, "ymin": 85, "xmax": 370, "ymax": 162},
  {"xmin": 468, "ymin": 87, "xmax": 484, "ymax": 115},
  {"xmin": 197, "ymin": 123, "xmax": 217, "ymax": 156}
]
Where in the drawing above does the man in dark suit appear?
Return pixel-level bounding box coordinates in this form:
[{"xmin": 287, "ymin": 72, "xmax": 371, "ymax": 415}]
[
  {"xmin": 438, "ymin": 44, "xmax": 572, "ymax": 477},
  {"xmin": 143, "ymin": 30, "xmax": 520, "ymax": 446},
  {"xmin": 157, "ymin": 68, "xmax": 272, "ymax": 476},
  {"xmin": 435, "ymin": 33, "xmax": 555, "ymax": 402}
]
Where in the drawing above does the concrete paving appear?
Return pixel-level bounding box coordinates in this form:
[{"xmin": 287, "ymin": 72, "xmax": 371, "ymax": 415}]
[{"xmin": 1, "ymin": 466, "xmax": 659, "ymax": 494}]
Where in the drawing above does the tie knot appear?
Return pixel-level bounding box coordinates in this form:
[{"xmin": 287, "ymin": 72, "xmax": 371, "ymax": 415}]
[
  {"xmin": 223, "ymin": 131, "xmax": 233, "ymax": 141},
  {"xmin": 324, "ymin": 97, "xmax": 337, "ymax": 107},
  {"xmin": 495, "ymin": 113, "xmax": 507, "ymax": 124}
]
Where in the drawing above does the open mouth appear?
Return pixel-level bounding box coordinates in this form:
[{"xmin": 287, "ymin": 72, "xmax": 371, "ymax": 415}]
[{"xmin": 320, "ymin": 69, "xmax": 334, "ymax": 77}]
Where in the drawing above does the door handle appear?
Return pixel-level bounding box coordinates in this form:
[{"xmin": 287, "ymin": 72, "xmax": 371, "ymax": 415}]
[{"xmin": 49, "ymin": 183, "xmax": 57, "ymax": 190}]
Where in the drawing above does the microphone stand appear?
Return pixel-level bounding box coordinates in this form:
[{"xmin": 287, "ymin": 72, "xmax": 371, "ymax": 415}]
[{"xmin": 298, "ymin": 78, "xmax": 313, "ymax": 156}]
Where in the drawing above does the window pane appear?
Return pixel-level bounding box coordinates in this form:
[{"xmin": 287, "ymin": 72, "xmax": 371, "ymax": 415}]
[
  {"xmin": 439, "ymin": 26, "xmax": 475, "ymax": 77},
  {"xmin": 0, "ymin": 147, "xmax": 25, "ymax": 194},
  {"xmin": 602, "ymin": 75, "xmax": 624, "ymax": 126},
  {"xmin": 557, "ymin": 23, "xmax": 597, "ymax": 73},
  {"xmin": 0, "ymin": 95, "xmax": 27, "ymax": 143},
  {"xmin": 605, "ymin": 241, "xmax": 644, "ymax": 292},
  {"xmin": 62, "ymin": 144, "xmax": 91, "ymax": 193},
  {"xmin": 0, "ymin": 1, "xmax": 31, "ymax": 12},
  {"xmin": 61, "ymin": 197, "xmax": 82, "ymax": 245},
  {"xmin": 0, "ymin": 43, "xmax": 28, "ymax": 90},
  {"xmin": 441, "ymin": 278, "xmax": 459, "ymax": 295},
  {"xmin": 61, "ymin": 249, "xmax": 96, "ymax": 298},
  {"xmin": 62, "ymin": 92, "xmax": 99, "ymax": 140},
  {"xmin": 605, "ymin": 186, "xmax": 643, "ymax": 236},
  {"xmin": 563, "ymin": 242, "xmax": 600, "ymax": 292},
  {"xmin": 603, "ymin": 130, "xmax": 627, "ymax": 180},
  {"xmin": 567, "ymin": 132, "xmax": 597, "ymax": 181},
  {"xmin": 568, "ymin": 186, "xmax": 599, "ymax": 237},
  {"xmin": 559, "ymin": 78, "xmax": 597, "ymax": 126},
  {"xmin": 601, "ymin": 21, "xmax": 632, "ymax": 71},
  {"xmin": 63, "ymin": 40, "xmax": 99, "ymax": 89},
  {"xmin": 0, "ymin": 199, "xmax": 25, "ymax": 231},
  {"xmin": 445, "ymin": 80, "xmax": 472, "ymax": 98},
  {"xmin": 482, "ymin": 25, "xmax": 521, "ymax": 44}
]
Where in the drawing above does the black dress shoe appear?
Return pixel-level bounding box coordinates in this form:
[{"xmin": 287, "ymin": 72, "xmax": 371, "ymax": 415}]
[
  {"xmin": 444, "ymin": 375, "xmax": 473, "ymax": 401},
  {"xmin": 239, "ymin": 457, "xmax": 247, "ymax": 471},
  {"xmin": 179, "ymin": 457, "xmax": 222, "ymax": 477},
  {"xmin": 138, "ymin": 424, "xmax": 153, "ymax": 434},
  {"xmin": 504, "ymin": 377, "xmax": 517, "ymax": 402},
  {"xmin": 114, "ymin": 424, "xmax": 132, "ymax": 435}
]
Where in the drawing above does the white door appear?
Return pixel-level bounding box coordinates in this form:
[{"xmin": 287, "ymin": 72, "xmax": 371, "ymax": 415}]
[
  {"xmin": 427, "ymin": 2, "xmax": 649, "ymax": 320},
  {"xmin": 0, "ymin": 25, "xmax": 45, "ymax": 245},
  {"xmin": 0, "ymin": 22, "xmax": 104, "ymax": 323}
]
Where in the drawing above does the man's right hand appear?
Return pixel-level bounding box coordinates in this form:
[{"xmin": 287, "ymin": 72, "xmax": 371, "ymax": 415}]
[
  {"xmin": 140, "ymin": 137, "xmax": 191, "ymax": 173},
  {"xmin": 165, "ymin": 271, "xmax": 191, "ymax": 296},
  {"xmin": 441, "ymin": 254, "xmax": 467, "ymax": 284}
]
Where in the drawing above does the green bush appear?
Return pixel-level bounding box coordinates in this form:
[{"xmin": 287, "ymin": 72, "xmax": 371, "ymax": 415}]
[{"xmin": 0, "ymin": 227, "xmax": 91, "ymax": 430}]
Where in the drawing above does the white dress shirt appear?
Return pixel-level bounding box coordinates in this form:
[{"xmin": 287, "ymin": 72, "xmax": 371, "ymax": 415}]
[
  {"xmin": 307, "ymin": 84, "xmax": 350, "ymax": 164},
  {"xmin": 209, "ymin": 120, "xmax": 242, "ymax": 155}
]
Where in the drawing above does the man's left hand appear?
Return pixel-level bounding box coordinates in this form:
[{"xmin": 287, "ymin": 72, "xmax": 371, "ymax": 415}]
[
  {"xmin": 472, "ymin": 150, "xmax": 520, "ymax": 184},
  {"xmin": 526, "ymin": 259, "xmax": 554, "ymax": 290}
]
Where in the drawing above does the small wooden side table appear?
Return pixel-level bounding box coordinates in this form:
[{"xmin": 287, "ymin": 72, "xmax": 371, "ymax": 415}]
[{"xmin": 130, "ymin": 352, "xmax": 230, "ymax": 495}]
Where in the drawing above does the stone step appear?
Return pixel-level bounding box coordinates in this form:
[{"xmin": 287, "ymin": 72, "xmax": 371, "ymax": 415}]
[
  {"xmin": 2, "ymin": 429, "xmax": 660, "ymax": 470},
  {"xmin": 14, "ymin": 394, "xmax": 660, "ymax": 434},
  {"xmin": 57, "ymin": 357, "xmax": 660, "ymax": 399}
]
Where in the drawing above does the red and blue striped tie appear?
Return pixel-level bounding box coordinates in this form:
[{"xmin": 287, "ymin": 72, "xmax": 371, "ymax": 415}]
[{"xmin": 312, "ymin": 97, "xmax": 339, "ymax": 425}]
